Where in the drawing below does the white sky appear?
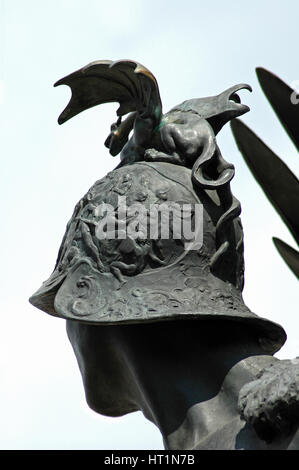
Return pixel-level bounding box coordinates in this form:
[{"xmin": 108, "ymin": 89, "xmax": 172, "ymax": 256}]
[{"xmin": 1, "ymin": 0, "xmax": 298, "ymax": 450}]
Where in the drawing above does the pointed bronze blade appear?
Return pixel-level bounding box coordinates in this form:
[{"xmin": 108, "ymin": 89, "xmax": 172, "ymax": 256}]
[
  {"xmin": 273, "ymin": 237, "xmax": 299, "ymax": 279},
  {"xmin": 231, "ymin": 119, "xmax": 299, "ymax": 245},
  {"xmin": 256, "ymin": 68, "xmax": 299, "ymax": 152}
]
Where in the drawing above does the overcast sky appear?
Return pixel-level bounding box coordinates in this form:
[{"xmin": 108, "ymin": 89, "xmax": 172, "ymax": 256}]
[{"xmin": 1, "ymin": 0, "xmax": 298, "ymax": 450}]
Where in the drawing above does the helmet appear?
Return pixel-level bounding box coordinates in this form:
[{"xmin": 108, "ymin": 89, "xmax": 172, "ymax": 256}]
[{"xmin": 30, "ymin": 161, "xmax": 286, "ymax": 354}]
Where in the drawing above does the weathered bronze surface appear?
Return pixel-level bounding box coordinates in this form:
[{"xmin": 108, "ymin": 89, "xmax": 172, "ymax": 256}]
[{"xmin": 30, "ymin": 60, "xmax": 298, "ymax": 450}]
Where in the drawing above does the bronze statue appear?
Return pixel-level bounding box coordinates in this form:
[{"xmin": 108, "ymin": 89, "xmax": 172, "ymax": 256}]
[{"xmin": 30, "ymin": 60, "xmax": 299, "ymax": 450}]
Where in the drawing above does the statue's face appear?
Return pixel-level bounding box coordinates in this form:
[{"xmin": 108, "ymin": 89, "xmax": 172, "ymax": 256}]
[
  {"xmin": 66, "ymin": 320, "xmax": 142, "ymax": 416},
  {"xmin": 66, "ymin": 318, "xmax": 269, "ymax": 420}
]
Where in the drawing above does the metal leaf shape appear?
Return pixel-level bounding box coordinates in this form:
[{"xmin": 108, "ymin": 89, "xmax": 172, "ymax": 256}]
[
  {"xmin": 231, "ymin": 118, "xmax": 299, "ymax": 245},
  {"xmin": 256, "ymin": 68, "xmax": 299, "ymax": 152},
  {"xmin": 273, "ymin": 237, "xmax": 299, "ymax": 279}
]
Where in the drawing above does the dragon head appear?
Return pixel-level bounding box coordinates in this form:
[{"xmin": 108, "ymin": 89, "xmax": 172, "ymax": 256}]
[{"xmin": 170, "ymin": 83, "xmax": 252, "ymax": 135}]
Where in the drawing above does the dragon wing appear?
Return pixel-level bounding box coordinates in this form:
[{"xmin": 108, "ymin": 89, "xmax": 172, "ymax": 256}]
[{"xmin": 54, "ymin": 59, "xmax": 162, "ymax": 125}]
